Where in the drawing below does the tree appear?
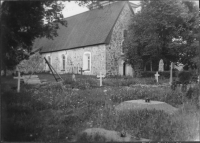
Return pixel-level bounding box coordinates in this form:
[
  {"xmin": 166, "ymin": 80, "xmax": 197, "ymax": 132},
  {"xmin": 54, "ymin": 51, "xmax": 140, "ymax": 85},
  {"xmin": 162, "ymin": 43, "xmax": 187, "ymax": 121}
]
[
  {"xmin": 0, "ymin": 1, "xmax": 67, "ymax": 75},
  {"xmin": 175, "ymin": 1, "xmax": 199, "ymax": 70},
  {"xmin": 124, "ymin": 0, "xmax": 199, "ymax": 73}
]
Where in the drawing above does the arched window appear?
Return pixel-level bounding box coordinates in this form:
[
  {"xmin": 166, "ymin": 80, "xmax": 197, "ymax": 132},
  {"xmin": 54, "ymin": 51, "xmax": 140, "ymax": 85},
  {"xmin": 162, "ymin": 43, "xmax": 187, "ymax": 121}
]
[
  {"xmin": 83, "ymin": 52, "xmax": 91, "ymax": 72},
  {"xmin": 62, "ymin": 54, "xmax": 65, "ymax": 70}
]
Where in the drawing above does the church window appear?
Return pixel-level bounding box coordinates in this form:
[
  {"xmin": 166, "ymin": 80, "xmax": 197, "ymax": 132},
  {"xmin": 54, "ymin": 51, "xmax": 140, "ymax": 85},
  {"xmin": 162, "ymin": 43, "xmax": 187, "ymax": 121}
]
[
  {"xmin": 62, "ymin": 54, "xmax": 65, "ymax": 70},
  {"xmin": 83, "ymin": 52, "xmax": 91, "ymax": 72}
]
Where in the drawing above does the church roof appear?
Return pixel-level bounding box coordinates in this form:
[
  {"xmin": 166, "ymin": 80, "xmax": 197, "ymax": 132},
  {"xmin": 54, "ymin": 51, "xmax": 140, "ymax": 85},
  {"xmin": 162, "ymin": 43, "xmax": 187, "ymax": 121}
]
[{"xmin": 32, "ymin": 1, "xmax": 135, "ymax": 53}]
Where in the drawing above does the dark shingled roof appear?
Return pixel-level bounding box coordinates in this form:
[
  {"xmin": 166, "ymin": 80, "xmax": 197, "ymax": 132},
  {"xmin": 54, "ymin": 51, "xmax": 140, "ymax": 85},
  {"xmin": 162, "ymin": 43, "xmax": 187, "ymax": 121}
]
[{"xmin": 32, "ymin": 1, "xmax": 131, "ymax": 53}]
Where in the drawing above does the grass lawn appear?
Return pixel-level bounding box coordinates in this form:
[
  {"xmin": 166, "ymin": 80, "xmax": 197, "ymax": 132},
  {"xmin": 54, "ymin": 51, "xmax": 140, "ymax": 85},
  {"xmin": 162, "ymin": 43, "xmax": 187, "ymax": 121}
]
[{"xmin": 1, "ymin": 74, "xmax": 200, "ymax": 142}]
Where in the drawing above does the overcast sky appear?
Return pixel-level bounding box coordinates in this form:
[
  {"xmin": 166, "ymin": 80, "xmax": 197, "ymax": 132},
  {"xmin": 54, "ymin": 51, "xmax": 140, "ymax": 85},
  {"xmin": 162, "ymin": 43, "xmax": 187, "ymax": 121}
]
[
  {"xmin": 62, "ymin": 1, "xmax": 141, "ymax": 18},
  {"xmin": 62, "ymin": 0, "xmax": 199, "ymax": 18}
]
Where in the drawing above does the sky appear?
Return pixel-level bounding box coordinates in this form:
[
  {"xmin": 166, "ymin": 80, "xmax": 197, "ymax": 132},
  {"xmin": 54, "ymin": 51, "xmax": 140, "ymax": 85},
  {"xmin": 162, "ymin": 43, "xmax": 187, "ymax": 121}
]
[
  {"xmin": 62, "ymin": 0, "xmax": 199, "ymax": 18},
  {"xmin": 62, "ymin": 1, "xmax": 141, "ymax": 18}
]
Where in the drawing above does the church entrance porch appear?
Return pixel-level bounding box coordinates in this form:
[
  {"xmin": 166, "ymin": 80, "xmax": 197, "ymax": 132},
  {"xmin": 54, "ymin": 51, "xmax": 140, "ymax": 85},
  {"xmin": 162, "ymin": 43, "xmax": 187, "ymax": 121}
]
[{"xmin": 118, "ymin": 60, "xmax": 133, "ymax": 76}]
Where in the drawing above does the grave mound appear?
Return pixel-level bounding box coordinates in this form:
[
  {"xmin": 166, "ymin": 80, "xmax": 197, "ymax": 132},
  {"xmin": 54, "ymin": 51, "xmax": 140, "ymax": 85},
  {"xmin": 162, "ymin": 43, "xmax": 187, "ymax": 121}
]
[
  {"xmin": 115, "ymin": 99, "xmax": 178, "ymax": 115},
  {"xmin": 75, "ymin": 128, "xmax": 150, "ymax": 142}
]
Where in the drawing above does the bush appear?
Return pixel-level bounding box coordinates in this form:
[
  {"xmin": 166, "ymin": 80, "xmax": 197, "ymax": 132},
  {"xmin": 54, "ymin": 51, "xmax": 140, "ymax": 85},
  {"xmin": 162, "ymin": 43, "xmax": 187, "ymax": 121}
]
[
  {"xmin": 141, "ymin": 71, "xmax": 178, "ymax": 78},
  {"xmin": 185, "ymin": 86, "xmax": 200, "ymax": 108},
  {"xmin": 178, "ymin": 71, "xmax": 193, "ymax": 84}
]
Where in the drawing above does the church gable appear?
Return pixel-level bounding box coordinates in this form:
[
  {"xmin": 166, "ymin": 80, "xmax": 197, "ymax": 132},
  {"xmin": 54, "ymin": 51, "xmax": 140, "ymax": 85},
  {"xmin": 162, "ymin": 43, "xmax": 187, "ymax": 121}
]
[{"xmin": 106, "ymin": 2, "xmax": 134, "ymax": 76}]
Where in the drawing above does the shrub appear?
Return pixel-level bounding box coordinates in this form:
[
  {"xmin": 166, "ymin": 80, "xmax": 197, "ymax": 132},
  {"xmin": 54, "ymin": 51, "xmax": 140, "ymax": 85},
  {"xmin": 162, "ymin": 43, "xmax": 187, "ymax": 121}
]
[
  {"xmin": 141, "ymin": 71, "xmax": 178, "ymax": 78},
  {"xmin": 178, "ymin": 71, "xmax": 193, "ymax": 84},
  {"xmin": 185, "ymin": 86, "xmax": 200, "ymax": 108},
  {"xmin": 140, "ymin": 71, "xmax": 155, "ymax": 78}
]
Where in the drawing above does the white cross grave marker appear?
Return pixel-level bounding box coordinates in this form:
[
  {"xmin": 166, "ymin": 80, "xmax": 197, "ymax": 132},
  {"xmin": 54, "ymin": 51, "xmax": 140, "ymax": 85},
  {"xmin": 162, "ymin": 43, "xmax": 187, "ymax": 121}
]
[
  {"xmin": 154, "ymin": 71, "xmax": 160, "ymax": 83},
  {"xmin": 197, "ymin": 76, "xmax": 199, "ymax": 83},
  {"xmin": 97, "ymin": 72, "xmax": 105, "ymax": 86},
  {"xmin": 13, "ymin": 71, "xmax": 24, "ymax": 92}
]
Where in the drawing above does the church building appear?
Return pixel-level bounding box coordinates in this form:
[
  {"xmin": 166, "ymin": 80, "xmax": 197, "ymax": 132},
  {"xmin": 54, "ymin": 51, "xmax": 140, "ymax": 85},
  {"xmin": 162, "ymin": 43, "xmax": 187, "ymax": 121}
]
[{"xmin": 32, "ymin": 1, "xmax": 139, "ymax": 76}]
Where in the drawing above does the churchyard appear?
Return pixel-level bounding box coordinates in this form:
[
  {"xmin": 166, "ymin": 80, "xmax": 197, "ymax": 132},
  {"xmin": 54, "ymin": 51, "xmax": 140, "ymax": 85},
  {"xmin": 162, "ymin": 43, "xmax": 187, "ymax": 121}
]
[
  {"xmin": 1, "ymin": 0, "xmax": 199, "ymax": 142},
  {"xmin": 1, "ymin": 70, "xmax": 200, "ymax": 142}
]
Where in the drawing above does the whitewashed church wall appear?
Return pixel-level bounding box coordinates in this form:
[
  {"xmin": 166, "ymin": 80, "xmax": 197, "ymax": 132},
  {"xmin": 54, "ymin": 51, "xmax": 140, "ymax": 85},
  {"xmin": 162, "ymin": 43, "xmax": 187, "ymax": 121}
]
[
  {"xmin": 42, "ymin": 44, "xmax": 106, "ymax": 75},
  {"xmin": 106, "ymin": 4, "xmax": 134, "ymax": 76}
]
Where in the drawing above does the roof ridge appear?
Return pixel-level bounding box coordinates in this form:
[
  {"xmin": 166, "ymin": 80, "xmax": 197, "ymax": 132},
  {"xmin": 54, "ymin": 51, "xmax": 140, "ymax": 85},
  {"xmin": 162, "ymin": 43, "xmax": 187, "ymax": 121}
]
[{"xmin": 33, "ymin": 1, "xmax": 128, "ymax": 53}]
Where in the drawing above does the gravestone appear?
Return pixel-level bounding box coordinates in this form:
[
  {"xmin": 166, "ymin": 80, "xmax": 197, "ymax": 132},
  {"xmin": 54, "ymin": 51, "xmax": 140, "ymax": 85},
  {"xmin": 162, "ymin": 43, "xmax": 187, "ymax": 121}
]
[
  {"xmin": 158, "ymin": 59, "xmax": 164, "ymax": 71},
  {"xmin": 169, "ymin": 62, "xmax": 173, "ymax": 85},
  {"xmin": 22, "ymin": 75, "xmax": 41, "ymax": 84},
  {"xmin": 97, "ymin": 72, "xmax": 105, "ymax": 86},
  {"xmin": 154, "ymin": 71, "xmax": 160, "ymax": 83},
  {"xmin": 79, "ymin": 68, "xmax": 84, "ymax": 75},
  {"xmin": 72, "ymin": 74, "xmax": 76, "ymax": 82},
  {"xmin": 115, "ymin": 99, "xmax": 178, "ymax": 115},
  {"xmin": 13, "ymin": 71, "xmax": 24, "ymax": 92}
]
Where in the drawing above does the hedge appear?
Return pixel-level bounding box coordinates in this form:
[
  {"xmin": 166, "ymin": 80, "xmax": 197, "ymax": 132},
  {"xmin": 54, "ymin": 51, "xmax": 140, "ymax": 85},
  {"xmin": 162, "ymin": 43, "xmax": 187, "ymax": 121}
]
[{"xmin": 141, "ymin": 71, "xmax": 178, "ymax": 78}]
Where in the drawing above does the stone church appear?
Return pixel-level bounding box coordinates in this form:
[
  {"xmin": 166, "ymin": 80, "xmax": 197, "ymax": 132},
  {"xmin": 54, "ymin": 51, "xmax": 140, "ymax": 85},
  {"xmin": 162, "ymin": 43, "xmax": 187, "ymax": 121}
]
[{"xmin": 32, "ymin": 1, "xmax": 139, "ymax": 76}]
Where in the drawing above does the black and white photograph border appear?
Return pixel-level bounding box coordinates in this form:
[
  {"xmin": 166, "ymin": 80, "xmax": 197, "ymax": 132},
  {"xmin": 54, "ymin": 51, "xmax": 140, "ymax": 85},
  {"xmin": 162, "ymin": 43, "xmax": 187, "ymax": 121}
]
[{"xmin": 0, "ymin": 0, "xmax": 200, "ymax": 142}]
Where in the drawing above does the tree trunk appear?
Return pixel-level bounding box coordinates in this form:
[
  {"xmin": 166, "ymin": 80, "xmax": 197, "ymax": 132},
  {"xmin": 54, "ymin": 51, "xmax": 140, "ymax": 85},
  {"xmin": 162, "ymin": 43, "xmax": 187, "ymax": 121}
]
[
  {"xmin": 144, "ymin": 62, "xmax": 146, "ymax": 71},
  {"xmin": 150, "ymin": 60, "xmax": 152, "ymax": 71}
]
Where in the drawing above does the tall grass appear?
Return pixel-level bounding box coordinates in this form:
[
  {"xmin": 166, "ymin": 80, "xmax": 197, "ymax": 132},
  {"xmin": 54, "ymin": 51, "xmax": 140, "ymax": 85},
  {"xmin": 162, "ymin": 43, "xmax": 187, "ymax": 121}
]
[{"xmin": 2, "ymin": 75, "xmax": 199, "ymax": 142}]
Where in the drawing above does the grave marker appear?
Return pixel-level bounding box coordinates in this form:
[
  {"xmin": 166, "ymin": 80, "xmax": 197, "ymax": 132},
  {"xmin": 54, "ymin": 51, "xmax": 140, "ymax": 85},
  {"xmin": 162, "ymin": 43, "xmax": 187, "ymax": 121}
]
[
  {"xmin": 13, "ymin": 71, "xmax": 24, "ymax": 92},
  {"xmin": 72, "ymin": 74, "xmax": 76, "ymax": 82},
  {"xmin": 158, "ymin": 59, "xmax": 164, "ymax": 71},
  {"xmin": 154, "ymin": 71, "xmax": 160, "ymax": 83},
  {"xmin": 115, "ymin": 99, "xmax": 178, "ymax": 115},
  {"xmin": 97, "ymin": 72, "xmax": 105, "ymax": 86},
  {"xmin": 169, "ymin": 62, "xmax": 173, "ymax": 85},
  {"xmin": 79, "ymin": 68, "xmax": 84, "ymax": 75}
]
